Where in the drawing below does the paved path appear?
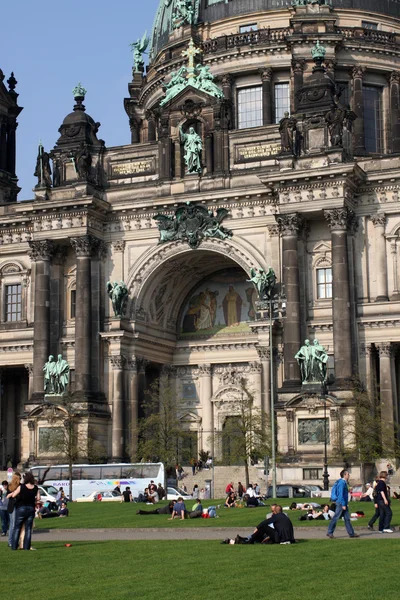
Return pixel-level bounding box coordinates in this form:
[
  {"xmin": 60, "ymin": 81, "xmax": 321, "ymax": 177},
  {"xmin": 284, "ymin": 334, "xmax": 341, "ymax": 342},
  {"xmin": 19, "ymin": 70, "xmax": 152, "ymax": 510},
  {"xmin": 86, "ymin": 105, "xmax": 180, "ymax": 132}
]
[{"xmin": 1, "ymin": 526, "xmax": 398, "ymax": 543}]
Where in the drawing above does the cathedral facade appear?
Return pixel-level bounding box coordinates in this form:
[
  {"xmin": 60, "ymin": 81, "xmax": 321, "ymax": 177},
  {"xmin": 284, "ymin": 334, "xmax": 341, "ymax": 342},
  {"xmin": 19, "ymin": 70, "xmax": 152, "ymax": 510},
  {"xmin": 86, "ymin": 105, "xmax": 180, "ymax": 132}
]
[{"xmin": 1, "ymin": 0, "xmax": 400, "ymax": 483}]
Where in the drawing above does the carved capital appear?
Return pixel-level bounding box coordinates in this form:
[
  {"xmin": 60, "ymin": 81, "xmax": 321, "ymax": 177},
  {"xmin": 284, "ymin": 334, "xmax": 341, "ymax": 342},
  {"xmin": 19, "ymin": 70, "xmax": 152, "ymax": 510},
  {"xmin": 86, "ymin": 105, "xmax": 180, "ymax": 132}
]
[
  {"xmin": 291, "ymin": 59, "xmax": 306, "ymax": 74},
  {"xmin": 276, "ymin": 213, "xmax": 303, "ymax": 236},
  {"xmin": 390, "ymin": 71, "xmax": 400, "ymax": 86},
  {"xmin": 371, "ymin": 213, "xmax": 386, "ymax": 228},
  {"xmin": 111, "ymin": 240, "xmax": 126, "ymax": 252},
  {"xmin": 248, "ymin": 361, "xmax": 262, "ymax": 374},
  {"xmin": 137, "ymin": 357, "xmax": 149, "ymax": 372},
  {"xmin": 24, "ymin": 363, "xmax": 33, "ymax": 375},
  {"xmin": 257, "ymin": 347, "xmax": 271, "ymax": 361},
  {"xmin": 198, "ymin": 364, "xmax": 212, "ymax": 377},
  {"xmin": 28, "ymin": 240, "xmax": 55, "ymax": 261},
  {"xmin": 110, "ymin": 354, "xmax": 126, "ymax": 370},
  {"xmin": 70, "ymin": 235, "xmax": 101, "ymax": 257},
  {"xmin": 351, "ymin": 66, "xmax": 366, "ymax": 80},
  {"xmin": 267, "ymin": 224, "xmax": 279, "ymax": 237},
  {"xmin": 376, "ymin": 343, "xmax": 392, "ymax": 358},
  {"xmin": 260, "ymin": 67, "xmax": 273, "ymax": 81},
  {"xmin": 324, "ymin": 207, "xmax": 356, "ymax": 232}
]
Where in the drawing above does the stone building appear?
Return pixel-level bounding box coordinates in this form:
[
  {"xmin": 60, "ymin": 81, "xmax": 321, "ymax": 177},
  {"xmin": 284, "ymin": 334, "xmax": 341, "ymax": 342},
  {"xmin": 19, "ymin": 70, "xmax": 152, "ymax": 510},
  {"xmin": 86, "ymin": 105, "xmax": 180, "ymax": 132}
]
[{"xmin": 0, "ymin": 0, "xmax": 400, "ymax": 484}]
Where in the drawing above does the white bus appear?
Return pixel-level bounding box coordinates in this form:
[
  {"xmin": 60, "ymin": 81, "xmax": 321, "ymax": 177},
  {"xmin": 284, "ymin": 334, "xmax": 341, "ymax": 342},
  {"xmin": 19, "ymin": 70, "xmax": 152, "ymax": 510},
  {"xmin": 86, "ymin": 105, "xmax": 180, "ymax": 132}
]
[{"xmin": 29, "ymin": 462, "xmax": 165, "ymax": 501}]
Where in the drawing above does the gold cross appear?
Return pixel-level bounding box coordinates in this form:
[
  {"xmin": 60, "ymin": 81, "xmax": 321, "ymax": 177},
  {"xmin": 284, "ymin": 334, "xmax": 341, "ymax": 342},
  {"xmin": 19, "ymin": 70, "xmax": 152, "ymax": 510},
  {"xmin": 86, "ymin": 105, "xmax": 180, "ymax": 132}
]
[{"xmin": 182, "ymin": 38, "xmax": 202, "ymax": 72}]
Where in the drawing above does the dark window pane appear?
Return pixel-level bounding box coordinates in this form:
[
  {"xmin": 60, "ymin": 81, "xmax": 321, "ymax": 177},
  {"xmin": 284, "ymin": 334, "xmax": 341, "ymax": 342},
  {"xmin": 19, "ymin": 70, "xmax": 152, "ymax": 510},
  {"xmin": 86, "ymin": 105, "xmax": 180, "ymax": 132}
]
[
  {"xmin": 363, "ymin": 85, "xmax": 383, "ymax": 153},
  {"xmin": 5, "ymin": 284, "xmax": 22, "ymax": 322},
  {"xmin": 237, "ymin": 86, "xmax": 263, "ymax": 129},
  {"xmin": 274, "ymin": 83, "xmax": 290, "ymax": 123},
  {"xmin": 101, "ymin": 466, "xmax": 122, "ymax": 479},
  {"xmin": 70, "ymin": 289, "xmax": 76, "ymax": 319}
]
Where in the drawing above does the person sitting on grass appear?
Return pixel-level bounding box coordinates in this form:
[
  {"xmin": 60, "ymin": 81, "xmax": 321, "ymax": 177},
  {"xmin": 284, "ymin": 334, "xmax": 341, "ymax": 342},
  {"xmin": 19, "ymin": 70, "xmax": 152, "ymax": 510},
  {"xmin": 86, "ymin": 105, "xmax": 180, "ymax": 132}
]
[
  {"xmin": 58, "ymin": 502, "xmax": 69, "ymax": 517},
  {"xmin": 168, "ymin": 497, "xmax": 187, "ymax": 520},
  {"xmin": 157, "ymin": 484, "xmax": 165, "ymax": 500},
  {"xmin": 137, "ymin": 500, "xmax": 176, "ymax": 515},
  {"xmin": 148, "ymin": 488, "xmax": 159, "ymax": 504},
  {"xmin": 287, "ymin": 502, "xmax": 321, "ymax": 511},
  {"xmin": 189, "ymin": 499, "xmax": 203, "ymax": 519},
  {"xmin": 244, "ymin": 494, "xmax": 259, "ymax": 508},
  {"xmin": 225, "ymin": 492, "xmax": 237, "ymax": 508},
  {"xmin": 222, "ymin": 505, "xmax": 295, "ymax": 545},
  {"xmin": 122, "ymin": 487, "xmax": 133, "ymax": 503}
]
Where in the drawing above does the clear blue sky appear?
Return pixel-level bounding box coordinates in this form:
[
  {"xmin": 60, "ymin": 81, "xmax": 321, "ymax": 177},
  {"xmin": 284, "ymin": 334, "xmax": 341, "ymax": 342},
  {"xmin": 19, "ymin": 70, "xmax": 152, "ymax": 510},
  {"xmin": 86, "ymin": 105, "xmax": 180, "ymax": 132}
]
[{"xmin": 0, "ymin": 0, "xmax": 160, "ymax": 199}]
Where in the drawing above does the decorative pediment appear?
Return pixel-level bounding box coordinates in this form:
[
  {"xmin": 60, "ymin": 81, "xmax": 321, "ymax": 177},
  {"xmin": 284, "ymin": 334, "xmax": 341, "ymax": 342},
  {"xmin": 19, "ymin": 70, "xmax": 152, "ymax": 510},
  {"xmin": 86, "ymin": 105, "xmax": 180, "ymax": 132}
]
[
  {"xmin": 179, "ymin": 411, "xmax": 201, "ymax": 424},
  {"xmin": 162, "ymin": 84, "xmax": 218, "ymax": 111},
  {"xmin": 27, "ymin": 403, "xmax": 69, "ymax": 420},
  {"xmin": 285, "ymin": 393, "xmax": 339, "ymax": 411}
]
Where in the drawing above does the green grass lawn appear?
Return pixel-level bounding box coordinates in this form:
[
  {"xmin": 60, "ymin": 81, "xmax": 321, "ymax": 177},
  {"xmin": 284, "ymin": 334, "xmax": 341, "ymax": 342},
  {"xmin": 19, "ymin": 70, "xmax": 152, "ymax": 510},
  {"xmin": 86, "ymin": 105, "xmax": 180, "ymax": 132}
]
[
  {"xmin": 33, "ymin": 498, "xmax": 400, "ymax": 530},
  {"xmin": 1, "ymin": 539, "xmax": 399, "ymax": 600}
]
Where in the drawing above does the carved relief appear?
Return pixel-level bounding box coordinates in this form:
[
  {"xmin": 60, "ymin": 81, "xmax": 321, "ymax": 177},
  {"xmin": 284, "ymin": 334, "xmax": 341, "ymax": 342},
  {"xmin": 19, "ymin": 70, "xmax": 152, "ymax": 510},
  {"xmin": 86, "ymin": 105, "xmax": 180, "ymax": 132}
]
[
  {"xmin": 70, "ymin": 235, "xmax": 100, "ymax": 257},
  {"xmin": 276, "ymin": 213, "xmax": 303, "ymax": 236},
  {"xmin": 324, "ymin": 207, "xmax": 356, "ymax": 232},
  {"xmin": 28, "ymin": 240, "xmax": 55, "ymax": 261}
]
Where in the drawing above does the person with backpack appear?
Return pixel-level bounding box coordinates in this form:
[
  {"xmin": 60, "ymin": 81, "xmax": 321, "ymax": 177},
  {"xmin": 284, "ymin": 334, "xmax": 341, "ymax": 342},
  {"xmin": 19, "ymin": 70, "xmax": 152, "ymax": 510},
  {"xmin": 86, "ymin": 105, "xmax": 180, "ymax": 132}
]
[{"xmin": 327, "ymin": 470, "xmax": 359, "ymax": 539}]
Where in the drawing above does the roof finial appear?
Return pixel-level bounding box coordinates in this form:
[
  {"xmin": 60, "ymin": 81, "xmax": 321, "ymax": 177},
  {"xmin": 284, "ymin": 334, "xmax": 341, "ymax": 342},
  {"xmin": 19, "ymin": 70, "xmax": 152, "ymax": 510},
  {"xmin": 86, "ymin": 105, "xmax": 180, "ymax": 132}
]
[
  {"xmin": 7, "ymin": 72, "xmax": 17, "ymax": 91},
  {"xmin": 72, "ymin": 82, "xmax": 87, "ymax": 112}
]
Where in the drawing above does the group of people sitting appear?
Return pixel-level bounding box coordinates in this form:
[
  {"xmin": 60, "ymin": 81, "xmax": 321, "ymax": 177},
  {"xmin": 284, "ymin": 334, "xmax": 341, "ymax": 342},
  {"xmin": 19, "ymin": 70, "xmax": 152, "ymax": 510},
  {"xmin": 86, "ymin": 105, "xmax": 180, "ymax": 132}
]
[
  {"xmin": 221, "ymin": 504, "xmax": 295, "ymax": 545},
  {"xmin": 121, "ymin": 480, "xmax": 166, "ymax": 504},
  {"xmin": 224, "ymin": 482, "xmax": 265, "ymax": 508}
]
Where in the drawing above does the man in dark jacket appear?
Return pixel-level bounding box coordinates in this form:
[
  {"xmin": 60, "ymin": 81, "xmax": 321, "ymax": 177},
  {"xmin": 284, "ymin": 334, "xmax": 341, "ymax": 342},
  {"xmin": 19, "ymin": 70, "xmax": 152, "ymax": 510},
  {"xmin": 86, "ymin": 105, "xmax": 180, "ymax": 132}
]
[{"xmin": 235, "ymin": 505, "xmax": 295, "ymax": 544}]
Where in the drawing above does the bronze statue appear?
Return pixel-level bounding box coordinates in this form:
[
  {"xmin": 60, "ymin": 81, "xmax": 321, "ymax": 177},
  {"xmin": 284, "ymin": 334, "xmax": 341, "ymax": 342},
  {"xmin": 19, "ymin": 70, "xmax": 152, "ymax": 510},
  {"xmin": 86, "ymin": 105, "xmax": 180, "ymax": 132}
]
[
  {"xmin": 179, "ymin": 125, "xmax": 202, "ymax": 175},
  {"xmin": 34, "ymin": 142, "xmax": 52, "ymax": 188},
  {"xmin": 107, "ymin": 281, "xmax": 129, "ymax": 318},
  {"xmin": 295, "ymin": 338, "xmax": 328, "ymax": 384},
  {"xmin": 279, "ymin": 112, "xmax": 296, "ymax": 154},
  {"xmin": 247, "ymin": 267, "xmax": 277, "ymax": 300},
  {"xmin": 43, "ymin": 354, "xmax": 70, "ymax": 394}
]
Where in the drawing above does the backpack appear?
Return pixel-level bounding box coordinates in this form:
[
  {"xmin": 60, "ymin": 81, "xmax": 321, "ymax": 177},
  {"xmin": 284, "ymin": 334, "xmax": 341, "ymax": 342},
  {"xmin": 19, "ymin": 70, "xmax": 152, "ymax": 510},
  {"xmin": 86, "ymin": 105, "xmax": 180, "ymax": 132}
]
[{"xmin": 330, "ymin": 480, "xmax": 340, "ymax": 502}]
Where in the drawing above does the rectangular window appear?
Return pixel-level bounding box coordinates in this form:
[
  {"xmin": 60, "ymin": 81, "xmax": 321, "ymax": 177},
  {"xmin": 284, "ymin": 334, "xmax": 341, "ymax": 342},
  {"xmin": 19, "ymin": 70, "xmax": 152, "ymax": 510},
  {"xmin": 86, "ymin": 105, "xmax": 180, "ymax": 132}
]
[
  {"xmin": 363, "ymin": 85, "xmax": 383, "ymax": 153},
  {"xmin": 303, "ymin": 468, "xmax": 323, "ymax": 480},
  {"xmin": 70, "ymin": 289, "xmax": 76, "ymax": 319},
  {"xmin": 274, "ymin": 83, "xmax": 290, "ymax": 124},
  {"xmin": 5, "ymin": 284, "xmax": 22, "ymax": 321},
  {"xmin": 362, "ymin": 21, "xmax": 378, "ymax": 30},
  {"xmin": 237, "ymin": 86, "xmax": 263, "ymax": 129},
  {"xmin": 317, "ymin": 268, "xmax": 332, "ymax": 299},
  {"xmin": 239, "ymin": 24, "xmax": 258, "ymax": 33}
]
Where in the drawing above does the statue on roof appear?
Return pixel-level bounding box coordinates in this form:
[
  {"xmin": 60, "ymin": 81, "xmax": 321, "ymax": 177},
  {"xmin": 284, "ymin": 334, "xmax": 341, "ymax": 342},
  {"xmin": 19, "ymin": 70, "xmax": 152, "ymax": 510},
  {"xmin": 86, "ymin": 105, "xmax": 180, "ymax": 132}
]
[
  {"xmin": 311, "ymin": 40, "xmax": 326, "ymax": 62},
  {"xmin": 172, "ymin": 0, "xmax": 195, "ymax": 30},
  {"xmin": 193, "ymin": 64, "xmax": 224, "ymax": 99},
  {"xmin": 34, "ymin": 142, "xmax": 52, "ymax": 188},
  {"xmin": 130, "ymin": 31, "xmax": 150, "ymax": 72},
  {"xmin": 160, "ymin": 66, "xmax": 188, "ymax": 107}
]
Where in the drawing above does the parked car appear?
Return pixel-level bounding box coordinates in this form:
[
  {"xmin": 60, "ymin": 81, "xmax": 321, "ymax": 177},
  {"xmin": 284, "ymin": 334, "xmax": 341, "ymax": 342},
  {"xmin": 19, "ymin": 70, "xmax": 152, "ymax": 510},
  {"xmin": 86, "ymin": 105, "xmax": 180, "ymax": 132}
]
[
  {"xmin": 76, "ymin": 490, "xmax": 123, "ymax": 502},
  {"xmin": 166, "ymin": 487, "xmax": 192, "ymax": 501},
  {"xmin": 266, "ymin": 484, "xmax": 309, "ymax": 498},
  {"xmin": 37, "ymin": 485, "xmax": 58, "ymax": 503},
  {"xmin": 303, "ymin": 485, "xmax": 323, "ymax": 498}
]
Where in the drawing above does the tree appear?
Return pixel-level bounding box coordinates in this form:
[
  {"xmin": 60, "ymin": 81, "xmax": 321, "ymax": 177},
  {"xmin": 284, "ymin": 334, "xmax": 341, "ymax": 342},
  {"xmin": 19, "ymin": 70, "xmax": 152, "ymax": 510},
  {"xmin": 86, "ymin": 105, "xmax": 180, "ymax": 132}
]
[
  {"xmin": 213, "ymin": 378, "xmax": 271, "ymax": 489},
  {"xmin": 137, "ymin": 380, "xmax": 189, "ymax": 471}
]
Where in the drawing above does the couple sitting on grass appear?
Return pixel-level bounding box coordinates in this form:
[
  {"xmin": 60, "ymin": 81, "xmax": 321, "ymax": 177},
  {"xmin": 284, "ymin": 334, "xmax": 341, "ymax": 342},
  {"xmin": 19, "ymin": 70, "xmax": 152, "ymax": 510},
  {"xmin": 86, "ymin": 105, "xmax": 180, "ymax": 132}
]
[
  {"xmin": 221, "ymin": 504, "xmax": 295, "ymax": 545},
  {"xmin": 137, "ymin": 497, "xmax": 207, "ymax": 519}
]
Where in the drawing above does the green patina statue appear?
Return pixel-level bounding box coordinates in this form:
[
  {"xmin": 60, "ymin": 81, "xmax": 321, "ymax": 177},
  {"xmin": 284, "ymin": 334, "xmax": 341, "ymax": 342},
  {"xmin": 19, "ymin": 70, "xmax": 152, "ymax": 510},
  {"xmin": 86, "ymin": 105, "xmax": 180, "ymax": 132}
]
[
  {"xmin": 172, "ymin": 0, "xmax": 195, "ymax": 29},
  {"xmin": 247, "ymin": 267, "xmax": 277, "ymax": 301},
  {"xmin": 179, "ymin": 125, "xmax": 203, "ymax": 174},
  {"xmin": 295, "ymin": 339, "xmax": 328, "ymax": 384},
  {"xmin": 154, "ymin": 202, "xmax": 232, "ymax": 249},
  {"xmin": 107, "ymin": 281, "xmax": 129, "ymax": 318},
  {"xmin": 130, "ymin": 31, "xmax": 150, "ymax": 72},
  {"xmin": 72, "ymin": 82, "xmax": 87, "ymax": 99},
  {"xmin": 311, "ymin": 40, "xmax": 326, "ymax": 61},
  {"xmin": 160, "ymin": 39, "xmax": 223, "ymax": 106},
  {"xmin": 43, "ymin": 354, "xmax": 70, "ymax": 395}
]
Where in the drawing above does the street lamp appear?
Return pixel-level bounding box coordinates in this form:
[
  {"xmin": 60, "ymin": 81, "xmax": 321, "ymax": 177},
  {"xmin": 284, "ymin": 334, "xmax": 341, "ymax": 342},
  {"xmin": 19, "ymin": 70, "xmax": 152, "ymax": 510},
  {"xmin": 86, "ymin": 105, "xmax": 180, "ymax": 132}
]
[
  {"xmin": 321, "ymin": 380, "xmax": 330, "ymax": 491},
  {"xmin": 255, "ymin": 288, "xmax": 286, "ymax": 499}
]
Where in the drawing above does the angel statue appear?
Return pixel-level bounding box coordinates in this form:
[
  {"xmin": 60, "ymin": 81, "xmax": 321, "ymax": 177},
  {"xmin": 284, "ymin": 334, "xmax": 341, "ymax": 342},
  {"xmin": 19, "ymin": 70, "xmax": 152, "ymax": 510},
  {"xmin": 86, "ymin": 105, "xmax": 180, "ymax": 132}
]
[
  {"xmin": 130, "ymin": 31, "xmax": 150, "ymax": 72},
  {"xmin": 153, "ymin": 213, "xmax": 178, "ymax": 242},
  {"xmin": 247, "ymin": 267, "xmax": 277, "ymax": 300},
  {"xmin": 107, "ymin": 281, "xmax": 129, "ymax": 318},
  {"xmin": 203, "ymin": 208, "xmax": 232, "ymax": 241}
]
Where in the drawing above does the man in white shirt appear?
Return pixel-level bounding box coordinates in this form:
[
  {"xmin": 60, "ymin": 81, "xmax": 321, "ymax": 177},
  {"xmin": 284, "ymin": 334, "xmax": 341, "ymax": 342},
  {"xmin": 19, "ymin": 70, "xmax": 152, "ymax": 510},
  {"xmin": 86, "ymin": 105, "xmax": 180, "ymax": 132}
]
[{"xmin": 360, "ymin": 483, "xmax": 374, "ymax": 502}]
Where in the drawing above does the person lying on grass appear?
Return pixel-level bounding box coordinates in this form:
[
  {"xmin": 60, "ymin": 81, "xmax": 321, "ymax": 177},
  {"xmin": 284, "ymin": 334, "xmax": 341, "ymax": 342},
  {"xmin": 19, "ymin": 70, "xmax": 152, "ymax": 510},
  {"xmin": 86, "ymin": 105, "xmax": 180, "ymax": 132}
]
[
  {"xmin": 221, "ymin": 505, "xmax": 295, "ymax": 545},
  {"xmin": 137, "ymin": 500, "xmax": 176, "ymax": 516},
  {"xmin": 168, "ymin": 497, "xmax": 187, "ymax": 520}
]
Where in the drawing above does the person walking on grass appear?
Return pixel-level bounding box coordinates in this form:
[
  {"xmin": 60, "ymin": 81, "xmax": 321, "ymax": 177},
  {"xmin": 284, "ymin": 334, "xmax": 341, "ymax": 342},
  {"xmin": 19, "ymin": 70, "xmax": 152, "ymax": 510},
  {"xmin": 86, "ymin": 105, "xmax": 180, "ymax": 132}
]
[
  {"xmin": 327, "ymin": 469, "xmax": 359, "ymax": 539},
  {"xmin": 375, "ymin": 471, "xmax": 394, "ymax": 533}
]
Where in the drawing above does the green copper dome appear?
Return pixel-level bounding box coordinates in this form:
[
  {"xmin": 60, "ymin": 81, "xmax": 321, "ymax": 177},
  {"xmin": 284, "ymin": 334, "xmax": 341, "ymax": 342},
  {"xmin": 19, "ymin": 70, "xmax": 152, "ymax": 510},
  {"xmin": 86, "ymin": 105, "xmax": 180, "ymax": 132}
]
[{"xmin": 150, "ymin": 0, "xmax": 400, "ymax": 60}]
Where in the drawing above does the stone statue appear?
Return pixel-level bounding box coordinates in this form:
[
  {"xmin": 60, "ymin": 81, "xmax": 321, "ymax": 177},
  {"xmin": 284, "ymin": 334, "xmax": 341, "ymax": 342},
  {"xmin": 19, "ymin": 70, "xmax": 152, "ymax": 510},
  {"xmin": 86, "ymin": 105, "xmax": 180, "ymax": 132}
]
[
  {"xmin": 247, "ymin": 267, "xmax": 277, "ymax": 301},
  {"xmin": 160, "ymin": 66, "xmax": 188, "ymax": 107},
  {"xmin": 34, "ymin": 142, "xmax": 52, "ymax": 188},
  {"xmin": 154, "ymin": 202, "xmax": 232, "ymax": 249},
  {"xmin": 325, "ymin": 104, "xmax": 346, "ymax": 146},
  {"xmin": 179, "ymin": 125, "xmax": 202, "ymax": 174},
  {"xmin": 279, "ymin": 112, "xmax": 296, "ymax": 154},
  {"xmin": 295, "ymin": 338, "xmax": 328, "ymax": 384},
  {"xmin": 193, "ymin": 64, "xmax": 224, "ymax": 99},
  {"xmin": 172, "ymin": 0, "xmax": 194, "ymax": 29},
  {"xmin": 43, "ymin": 355, "xmax": 57, "ymax": 394},
  {"xmin": 54, "ymin": 354, "xmax": 70, "ymax": 394},
  {"xmin": 130, "ymin": 31, "xmax": 150, "ymax": 72},
  {"xmin": 75, "ymin": 144, "xmax": 92, "ymax": 180},
  {"xmin": 52, "ymin": 157, "xmax": 61, "ymax": 187},
  {"xmin": 107, "ymin": 281, "xmax": 129, "ymax": 318}
]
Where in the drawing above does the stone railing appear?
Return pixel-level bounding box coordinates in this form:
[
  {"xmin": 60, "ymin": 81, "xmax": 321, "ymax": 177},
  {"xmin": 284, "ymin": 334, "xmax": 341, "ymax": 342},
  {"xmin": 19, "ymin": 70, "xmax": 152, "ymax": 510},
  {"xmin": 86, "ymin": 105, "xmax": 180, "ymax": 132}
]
[{"xmin": 202, "ymin": 26, "xmax": 398, "ymax": 54}]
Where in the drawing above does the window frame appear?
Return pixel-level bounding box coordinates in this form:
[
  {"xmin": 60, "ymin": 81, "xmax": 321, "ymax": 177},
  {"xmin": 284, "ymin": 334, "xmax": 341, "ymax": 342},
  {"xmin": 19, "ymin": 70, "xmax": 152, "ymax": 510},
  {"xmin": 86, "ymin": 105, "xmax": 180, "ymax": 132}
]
[
  {"xmin": 316, "ymin": 267, "xmax": 333, "ymax": 300},
  {"xmin": 5, "ymin": 282, "xmax": 22, "ymax": 322},
  {"xmin": 363, "ymin": 84, "xmax": 384, "ymax": 154},
  {"xmin": 0, "ymin": 262, "xmax": 29, "ymax": 325},
  {"xmin": 273, "ymin": 81, "xmax": 290, "ymax": 124},
  {"xmin": 237, "ymin": 85, "xmax": 263, "ymax": 130},
  {"xmin": 239, "ymin": 23, "xmax": 258, "ymax": 33}
]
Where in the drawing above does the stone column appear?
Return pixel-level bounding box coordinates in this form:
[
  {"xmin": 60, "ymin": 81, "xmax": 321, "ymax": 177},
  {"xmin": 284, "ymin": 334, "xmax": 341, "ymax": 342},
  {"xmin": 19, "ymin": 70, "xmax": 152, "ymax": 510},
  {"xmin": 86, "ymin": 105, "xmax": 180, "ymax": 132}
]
[
  {"xmin": 276, "ymin": 213, "xmax": 303, "ymax": 385},
  {"xmin": 199, "ymin": 364, "xmax": 212, "ymax": 454},
  {"xmin": 70, "ymin": 236, "xmax": 99, "ymax": 395},
  {"xmin": 28, "ymin": 420, "xmax": 36, "ymax": 462},
  {"xmin": 291, "ymin": 60, "xmax": 305, "ymax": 113},
  {"xmin": 24, "ymin": 364, "xmax": 33, "ymax": 401},
  {"xmin": 257, "ymin": 347, "xmax": 271, "ymax": 419},
  {"xmin": 376, "ymin": 343, "xmax": 395, "ymax": 449},
  {"xmin": 325, "ymin": 208, "xmax": 354, "ymax": 381},
  {"xmin": 6, "ymin": 119, "xmax": 17, "ymax": 176},
  {"xmin": 110, "ymin": 355, "xmax": 126, "ymax": 461},
  {"xmin": 128, "ymin": 358, "xmax": 139, "ymax": 459},
  {"xmin": 249, "ymin": 362, "xmax": 262, "ymax": 411},
  {"xmin": 0, "ymin": 117, "xmax": 7, "ymax": 171},
  {"xmin": 28, "ymin": 240, "xmax": 54, "ymax": 397},
  {"xmin": 351, "ymin": 66, "xmax": 366, "ymax": 155},
  {"xmin": 390, "ymin": 72, "xmax": 400, "ymax": 154},
  {"xmin": 260, "ymin": 68, "xmax": 273, "ymax": 125},
  {"xmin": 371, "ymin": 214, "xmax": 388, "ymax": 302}
]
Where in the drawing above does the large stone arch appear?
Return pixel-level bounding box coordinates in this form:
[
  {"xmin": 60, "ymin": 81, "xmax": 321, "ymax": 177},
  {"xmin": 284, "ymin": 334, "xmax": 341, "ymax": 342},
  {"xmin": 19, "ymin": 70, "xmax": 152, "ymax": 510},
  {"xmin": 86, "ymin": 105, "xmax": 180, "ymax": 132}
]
[{"xmin": 126, "ymin": 237, "xmax": 269, "ymax": 329}]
